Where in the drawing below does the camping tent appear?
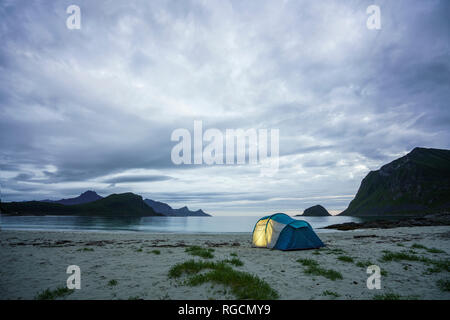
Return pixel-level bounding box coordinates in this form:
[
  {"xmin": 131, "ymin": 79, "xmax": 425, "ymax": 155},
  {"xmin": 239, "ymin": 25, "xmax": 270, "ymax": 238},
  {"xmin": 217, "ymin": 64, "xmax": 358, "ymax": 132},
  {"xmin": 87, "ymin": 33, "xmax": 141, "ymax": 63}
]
[{"xmin": 252, "ymin": 213, "xmax": 325, "ymax": 250}]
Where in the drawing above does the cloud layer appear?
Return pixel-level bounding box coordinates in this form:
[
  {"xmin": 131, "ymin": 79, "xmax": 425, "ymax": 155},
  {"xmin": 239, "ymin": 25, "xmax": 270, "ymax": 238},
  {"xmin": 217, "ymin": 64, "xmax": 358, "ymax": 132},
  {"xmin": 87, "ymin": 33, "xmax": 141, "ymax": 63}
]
[{"xmin": 1, "ymin": 0, "xmax": 449, "ymax": 215}]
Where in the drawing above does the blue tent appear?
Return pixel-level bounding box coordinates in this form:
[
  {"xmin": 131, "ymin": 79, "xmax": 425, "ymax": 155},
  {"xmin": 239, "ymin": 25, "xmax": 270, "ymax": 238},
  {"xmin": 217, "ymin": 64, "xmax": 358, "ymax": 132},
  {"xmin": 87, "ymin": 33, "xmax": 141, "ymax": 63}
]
[{"xmin": 252, "ymin": 213, "xmax": 325, "ymax": 250}]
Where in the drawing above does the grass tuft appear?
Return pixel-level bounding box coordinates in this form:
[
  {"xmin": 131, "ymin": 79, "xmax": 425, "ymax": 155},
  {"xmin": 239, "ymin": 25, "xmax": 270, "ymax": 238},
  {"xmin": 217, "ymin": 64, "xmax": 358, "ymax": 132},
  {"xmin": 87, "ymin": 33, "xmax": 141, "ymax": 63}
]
[
  {"xmin": 168, "ymin": 259, "xmax": 278, "ymax": 299},
  {"xmin": 149, "ymin": 249, "xmax": 161, "ymax": 255},
  {"xmin": 436, "ymin": 279, "xmax": 450, "ymax": 292},
  {"xmin": 373, "ymin": 293, "xmax": 402, "ymax": 300},
  {"xmin": 108, "ymin": 279, "xmax": 118, "ymax": 286},
  {"xmin": 411, "ymin": 243, "xmax": 445, "ymax": 254},
  {"xmin": 380, "ymin": 250, "xmax": 449, "ymax": 273},
  {"xmin": 373, "ymin": 292, "xmax": 419, "ymax": 300},
  {"xmin": 223, "ymin": 258, "xmax": 244, "ymax": 267},
  {"xmin": 356, "ymin": 260, "xmax": 374, "ymax": 268},
  {"xmin": 35, "ymin": 287, "xmax": 74, "ymax": 300},
  {"xmin": 322, "ymin": 290, "xmax": 340, "ymax": 298},
  {"xmin": 337, "ymin": 255, "xmax": 354, "ymax": 263},
  {"xmin": 297, "ymin": 258, "xmax": 343, "ymax": 281},
  {"xmin": 185, "ymin": 246, "xmax": 215, "ymax": 259},
  {"xmin": 323, "ymin": 248, "xmax": 345, "ymax": 255}
]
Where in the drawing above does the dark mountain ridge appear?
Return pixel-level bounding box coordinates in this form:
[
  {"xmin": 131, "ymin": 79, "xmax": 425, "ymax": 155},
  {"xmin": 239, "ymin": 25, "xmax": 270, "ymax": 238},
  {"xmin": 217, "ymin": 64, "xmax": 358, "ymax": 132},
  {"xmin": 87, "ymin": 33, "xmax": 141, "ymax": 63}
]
[
  {"xmin": 340, "ymin": 147, "xmax": 450, "ymax": 216},
  {"xmin": 144, "ymin": 199, "xmax": 211, "ymax": 217},
  {"xmin": 1, "ymin": 191, "xmax": 211, "ymax": 217},
  {"xmin": 1, "ymin": 193, "xmax": 161, "ymax": 217},
  {"xmin": 42, "ymin": 190, "xmax": 103, "ymax": 205}
]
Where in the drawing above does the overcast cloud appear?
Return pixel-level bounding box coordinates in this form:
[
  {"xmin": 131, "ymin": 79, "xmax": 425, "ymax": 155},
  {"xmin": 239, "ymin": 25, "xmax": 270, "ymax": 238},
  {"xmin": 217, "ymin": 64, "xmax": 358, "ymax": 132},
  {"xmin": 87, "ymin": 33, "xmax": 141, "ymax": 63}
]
[{"xmin": 0, "ymin": 0, "xmax": 449, "ymax": 215}]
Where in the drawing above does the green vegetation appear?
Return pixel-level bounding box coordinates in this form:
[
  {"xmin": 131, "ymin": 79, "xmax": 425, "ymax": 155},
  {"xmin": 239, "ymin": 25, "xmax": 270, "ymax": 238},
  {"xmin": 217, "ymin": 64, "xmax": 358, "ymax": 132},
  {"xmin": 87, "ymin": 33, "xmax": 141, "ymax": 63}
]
[
  {"xmin": 411, "ymin": 243, "xmax": 427, "ymax": 250},
  {"xmin": 380, "ymin": 250, "xmax": 421, "ymax": 263},
  {"xmin": 136, "ymin": 248, "xmax": 143, "ymax": 252},
  {"xmin": 35, "ymin": 287, "xmax": 74, "ymax": 300},
  {"xmin": 149, "ymin": 249, "xmax": 161, "ymax": 255},
  {"xmin": 337, "ymin": 255, "xmax": 354, "ymax": 263},
  {"xmin": 436, "ymin": 279, "xmax": 450, "ymax": 292},
  {"xmin": 168, "ymin": 260, "xmax": 278, "ymax": 299},
  {"xmin": 323, "ymin": 248, "xmax": 345, "ymax": 255},
  {"xmin": 297, "ymin": 258, "xmax": 343, "ymax": 281},
  {"xmin": 322, "ymin": 290, "xmax": 340, "ymax": 298},
  {"xmin": 412, "ymin": 243, "xmax": 445, "ymax": 254},
  {"xmin": 373, "ymin": 292, "xmax": 419, "ymax": 300},
  {"xmin": 356, "ymin": 260, "xmax": 374, "ymax": 268},
  {"xmin": 428, "ymin": 248, "xmax": 446, "ymax": 254},
  {"xmin": 77, "ymin": 247, "xmax": 94, "ymax": 252},
  {"xmin": 185, "ymin": 246, "xmax": 214, "ymax": 259},
  {"xmin": 373, "ymin": 293, "xmax": 402, "ymax": 300},
  {"xmin": 380, "ymin": 250, "xmax": 449, "ymax": 273},
  {"xmin": 108, "ymin": 279, "xmax": 118, "ymax": 286},
  {"xmin": 222, "ymin": 258, "xmax": 244, "ymax": 267},
  {"xmin": 229, "ymin": 252, "xmax": 238, "ymax": 257}
]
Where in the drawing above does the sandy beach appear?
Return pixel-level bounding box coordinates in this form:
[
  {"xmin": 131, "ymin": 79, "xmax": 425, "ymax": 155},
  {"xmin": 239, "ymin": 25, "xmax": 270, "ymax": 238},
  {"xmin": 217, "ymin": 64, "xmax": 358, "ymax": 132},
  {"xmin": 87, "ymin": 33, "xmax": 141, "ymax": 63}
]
[{"xmin": 1, "ymin": 226, "xmax": 449, "ymax": 300}]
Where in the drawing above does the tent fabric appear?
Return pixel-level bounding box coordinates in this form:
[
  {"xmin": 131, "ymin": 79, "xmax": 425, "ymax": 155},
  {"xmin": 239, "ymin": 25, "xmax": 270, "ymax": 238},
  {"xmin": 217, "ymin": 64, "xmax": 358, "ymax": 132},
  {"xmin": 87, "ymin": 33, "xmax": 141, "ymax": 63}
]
[{"xmin": 252, "ymin": 213, "xmax": 325, "ymax": 250}]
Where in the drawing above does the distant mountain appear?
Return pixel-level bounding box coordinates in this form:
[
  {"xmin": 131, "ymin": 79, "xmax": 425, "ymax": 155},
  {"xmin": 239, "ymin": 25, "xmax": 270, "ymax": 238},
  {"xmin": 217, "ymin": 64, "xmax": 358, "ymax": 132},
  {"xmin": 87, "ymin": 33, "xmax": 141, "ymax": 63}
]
[
  {"xmin": 1, "ymin": 193, "xmax": 162, "ymax": 217},
  {"xmin": 144, "ymin": 199, "xmax": 174, "ymax": 215},
  {"xmin": 340, "ymin": 147, "xmax": 450, "ymax": 216},
  {"xmin": 297, "ymin": 205, "xmax": 331, "ymax": 216},
  {"xmin": 144, "ymin": 199, "xmax": 211, "ymax": 217},
  {"xmin": 43, "ymin": 190, "xmax": 103, "ymax": 205},
  {"xmin": 173, "ymin": 206, "xmax": 211, "ymax": 217}
]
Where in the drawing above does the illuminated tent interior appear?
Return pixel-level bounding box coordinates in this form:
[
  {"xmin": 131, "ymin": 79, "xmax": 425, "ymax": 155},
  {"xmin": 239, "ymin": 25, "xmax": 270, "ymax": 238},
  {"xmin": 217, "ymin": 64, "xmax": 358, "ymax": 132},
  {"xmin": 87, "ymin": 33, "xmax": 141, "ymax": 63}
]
[{"xmin": 252, "ymin": 213, "xmax": 325, "ymax": 250}]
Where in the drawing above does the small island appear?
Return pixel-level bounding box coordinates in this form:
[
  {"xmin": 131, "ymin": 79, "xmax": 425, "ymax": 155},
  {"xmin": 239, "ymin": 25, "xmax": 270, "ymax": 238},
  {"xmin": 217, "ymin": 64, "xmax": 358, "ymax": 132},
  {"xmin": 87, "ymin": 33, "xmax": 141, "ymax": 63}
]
[{"xmin": 297, "ymin": 204, "xmax": 331, "ymax": 217}]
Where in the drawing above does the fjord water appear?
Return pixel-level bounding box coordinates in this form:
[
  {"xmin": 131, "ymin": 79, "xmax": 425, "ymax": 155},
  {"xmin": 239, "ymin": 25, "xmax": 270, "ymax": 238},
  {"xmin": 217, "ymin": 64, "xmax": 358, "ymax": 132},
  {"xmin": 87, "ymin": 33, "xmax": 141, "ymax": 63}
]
[{"xmin": 0, "ymin": 215, "xmax": 381, "ymax": 233}]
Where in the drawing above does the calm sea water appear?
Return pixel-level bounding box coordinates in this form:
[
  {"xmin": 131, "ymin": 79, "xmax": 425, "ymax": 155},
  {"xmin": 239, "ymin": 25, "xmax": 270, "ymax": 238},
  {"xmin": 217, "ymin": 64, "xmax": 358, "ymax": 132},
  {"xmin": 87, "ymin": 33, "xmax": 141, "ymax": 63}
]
[{"xmin": 0, "ymin": 215, "xmax": 391, "ymax": 234}]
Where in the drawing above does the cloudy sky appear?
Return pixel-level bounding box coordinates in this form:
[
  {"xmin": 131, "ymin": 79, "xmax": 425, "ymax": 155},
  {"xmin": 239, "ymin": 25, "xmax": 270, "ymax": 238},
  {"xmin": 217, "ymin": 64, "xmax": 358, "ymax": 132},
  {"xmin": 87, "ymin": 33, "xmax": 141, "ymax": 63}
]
[{"xmin": 0, "ymin": 0, "xmax": 449, "ymax": 215}]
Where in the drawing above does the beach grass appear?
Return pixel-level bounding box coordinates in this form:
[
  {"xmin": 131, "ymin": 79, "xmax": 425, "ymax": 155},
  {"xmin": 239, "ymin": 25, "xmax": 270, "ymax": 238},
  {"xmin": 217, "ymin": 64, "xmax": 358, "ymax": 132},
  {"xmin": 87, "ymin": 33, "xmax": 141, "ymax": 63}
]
[
  {"xmin": 412, "ymin": 243, "xmax": 445, "ymax": 254},
  {"xmin": 168, "ymin": 259, "xmax": 278, "ymax": 299},
  {"xmin": 297, "ymin": 258, "xmax": 343, "ymax": 280},
  {"xmin": 323, "ymin": 248, "xmax": 345, "ymax": 255},
  {"xmin": 149, "ymin": 249, "xmax": 161, "ymax": 255},
  {"xmin": 373, "ymin": 292, "xmax": 419, "ymax": 300},
  {"xmin": 380, "ymin": 250, "xmax": 449, "ymax": 273},
  {"xmin": 436, "ymin": 279, "xmax": 450, "ymax": 292},
  {"xmin": 229, "ymin": 252, "xmax": 238, "ymax": 257},
  {"xmin": 337, "ymin": 255, "xmax": 354, "ymax": 263},
  {"xmin": 322, "ymin": 290, "xmax": 340, "ymax": 298},
  {"xmin": 223, "ymin": 258, "xmax": 244, "ymax": 267},
  {"xmin": 185, "ymin": 246, "xmax": 215, "ymax": 259},
  {"xmin": 380, "ymin": 250, "xmax": 423, "ymax": 263},
  {"xmin": 35, "ymin": 287, "xmax": 74, "ymax": 300},
  {"xmin": 356, "ymin": 260, "xmax": 374, "ymax": 268},
  {"xmin": 373, "ymin": 292, "xmax": 402, "ymax": 300},
  {"xmin": 108, "ymin": 279, "xmax": 118, "ymax": 286}
]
